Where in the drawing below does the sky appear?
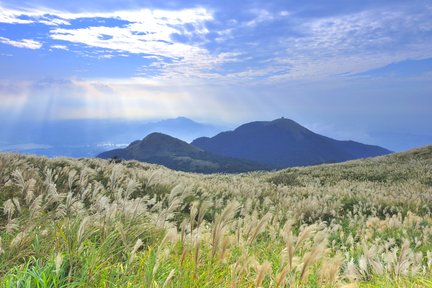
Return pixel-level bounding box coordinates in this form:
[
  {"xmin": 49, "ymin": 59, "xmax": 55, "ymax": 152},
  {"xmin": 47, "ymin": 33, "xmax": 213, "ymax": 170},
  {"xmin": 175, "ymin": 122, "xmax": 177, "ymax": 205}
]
[{"xmin": 0, "ymin": 0, "xmax": 432, "ymax": 151}]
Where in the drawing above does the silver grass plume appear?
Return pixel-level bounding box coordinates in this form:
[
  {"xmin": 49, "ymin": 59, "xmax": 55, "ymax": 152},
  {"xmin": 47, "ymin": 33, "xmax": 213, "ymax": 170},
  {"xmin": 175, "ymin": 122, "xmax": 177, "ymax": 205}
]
[
  {"xmin": 254, "ymin": 260, "xmax": 272, "ymax": 287},
  {"xmin": 30, "ymin": 194, "xmax": 43, "ymax": 217},
  {"xmin": 11, "ymin": 169, "xmax": 25, "ymax": 194},
  {"xmin": 24, "ymin": 178, "xmax": 36, "ymax": 205},
  {"xmin": 77, "ymin": 216, "xmax": 89, "ymax": 248},
  {"xmin": 5, "ymin": 218, "xmax": 19, "ymax": 233},
  {"xmin": 55, "ymin": 253, "xmax": 63, "ymax": 275},
  {"xmin": 3, "ymin": 199, "xmax": 15, "ymax": 220},
  {"xmin": 68, "ymin": 170, "xmax": 77, "ymax": 192},
  {"xmin": 125, "ymin": 179, "xmax": 139, "ymax": 200},
  {"xmin": 10, "ymin": 231, "xmax": 27, "ymax": 248},
  {"xmin": 211, "ymin": 201, "xmax": 240, "ymax": 259},
  {"xmin": 162, "ymin": 269, "xmax": 176, "ymax": 288},
  {"xmin": 247, "ymin": 212, "xmax": 272, "ymax": 245}
]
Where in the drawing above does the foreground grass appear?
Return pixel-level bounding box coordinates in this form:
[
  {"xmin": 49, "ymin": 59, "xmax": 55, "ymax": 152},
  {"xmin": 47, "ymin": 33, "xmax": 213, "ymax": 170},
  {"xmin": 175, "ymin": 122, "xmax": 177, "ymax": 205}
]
[{"xmin": 0, "ymin": 146, "xmax": 432, "ymax": 287}]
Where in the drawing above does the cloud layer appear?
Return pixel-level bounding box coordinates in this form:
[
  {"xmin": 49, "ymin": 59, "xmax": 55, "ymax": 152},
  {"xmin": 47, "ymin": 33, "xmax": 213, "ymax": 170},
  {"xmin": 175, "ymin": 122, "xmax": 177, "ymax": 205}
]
[{"xmin": 1, "ymin": 3, "xmax": 432, "ymax": 81}]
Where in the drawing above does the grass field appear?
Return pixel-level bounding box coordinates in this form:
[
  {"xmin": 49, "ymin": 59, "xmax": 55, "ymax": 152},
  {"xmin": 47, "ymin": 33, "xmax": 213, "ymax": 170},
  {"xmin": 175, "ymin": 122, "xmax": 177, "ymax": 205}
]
[{"xmin": 0, "ymin": 146, "xmax": 431, "ymax": 287}]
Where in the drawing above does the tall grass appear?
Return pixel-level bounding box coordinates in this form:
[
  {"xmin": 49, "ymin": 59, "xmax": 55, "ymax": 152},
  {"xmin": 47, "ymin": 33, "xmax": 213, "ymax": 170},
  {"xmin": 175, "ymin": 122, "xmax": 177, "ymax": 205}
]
[{"xmin": 0, "ymin": 146, "xmax": 431, "ymax": 287}]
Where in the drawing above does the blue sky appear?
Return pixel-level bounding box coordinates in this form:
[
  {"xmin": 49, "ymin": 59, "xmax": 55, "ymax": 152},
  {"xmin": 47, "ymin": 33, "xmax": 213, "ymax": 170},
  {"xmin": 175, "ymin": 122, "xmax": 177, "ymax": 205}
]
[{"xmin": 0, "ymin": 0, "xmax": 431, "ymax": 151}]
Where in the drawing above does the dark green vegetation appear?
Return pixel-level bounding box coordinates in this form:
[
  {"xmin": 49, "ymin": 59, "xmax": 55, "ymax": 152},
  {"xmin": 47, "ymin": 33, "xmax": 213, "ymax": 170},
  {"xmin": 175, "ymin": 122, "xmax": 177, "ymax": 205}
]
[
  {"xmin": 192, "ymin": 118, "xmax": 391, "ymax": 168},
  {"xmin": 98, "ymin": 132, "xmax": 268, "ymax": 173},
  {"xmin": 0, "ymin": 145, "xmax": 431, "ymax": 287}
]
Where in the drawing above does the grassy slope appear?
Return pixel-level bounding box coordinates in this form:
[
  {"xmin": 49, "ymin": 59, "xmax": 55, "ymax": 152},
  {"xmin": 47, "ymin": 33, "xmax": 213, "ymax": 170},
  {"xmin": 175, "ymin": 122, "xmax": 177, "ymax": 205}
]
[{"xmin": 0, "ymin": 146, "xmax": 431, "ymax": 287}]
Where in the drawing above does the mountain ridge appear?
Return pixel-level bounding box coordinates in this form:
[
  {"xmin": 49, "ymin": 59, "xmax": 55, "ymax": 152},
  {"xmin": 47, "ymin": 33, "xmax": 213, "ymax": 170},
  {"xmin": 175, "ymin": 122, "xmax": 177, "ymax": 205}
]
[
  {"xmin": 98, "ymin": 132, "xmax": 269, "ymax": 173},
  {"xmin": 99, "ymin": 118, "xmax": 392, "ymax": 172},
  {"xmin": 191, "ymin": 118, "xmax": 391, "ymax": 168}
]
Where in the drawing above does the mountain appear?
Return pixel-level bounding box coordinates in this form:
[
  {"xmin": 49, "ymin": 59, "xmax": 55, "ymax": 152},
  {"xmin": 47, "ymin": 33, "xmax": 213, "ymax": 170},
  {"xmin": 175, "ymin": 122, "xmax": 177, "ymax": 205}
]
[
  {"xmin": 142, "ymin": 117, "xmax": 224, "ymax": 142},
  {"xmin": 191, "ymin": 118, "xmax": 392, "ymax": 168},
  {"xmin": 98, "ymin": 133, "xmax": 268, "ymax": 173}
]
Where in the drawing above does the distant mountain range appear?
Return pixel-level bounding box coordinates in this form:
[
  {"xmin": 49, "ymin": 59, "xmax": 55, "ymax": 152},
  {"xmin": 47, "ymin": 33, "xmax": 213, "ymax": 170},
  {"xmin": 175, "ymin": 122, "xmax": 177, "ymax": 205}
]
[
  {"xmin": 99, "ymin": 118, "xmax": 391, "ymax": 173},
  {"xmin": 1, "ymin": 117, "xmax": 224, "ymax": 157},
  {"xmin": 192, "ymin": 118, "xmax": 391, "ymax": 168},
  {"xmin": 98, "ymin": 133, "xmax": 268, "ymax": 173}
]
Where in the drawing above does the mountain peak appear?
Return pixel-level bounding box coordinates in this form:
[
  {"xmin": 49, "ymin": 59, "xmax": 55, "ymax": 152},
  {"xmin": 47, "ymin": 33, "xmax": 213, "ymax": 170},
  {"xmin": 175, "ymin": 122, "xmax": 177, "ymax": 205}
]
[
  {"xmin": 268, "ymin": 118, "xmax": 309, "ymax": 131},
  {"xmin": 174, "ymin": 116, "xmax": 194, "ymax": 122},
  {"xmin": 135, "ymin": 132, "xmax": 197, "ymax": 154},
  {"xmin": 142, "ymin": 132, "xmax": 177, "ymax": 141},
  {"xmin": 191, "ymin": 118, "xmax": 391, "ymax": 168},
  {"xmin": 271, "ymin": 117, "xmax": 299, "ymax": 125},
  {"xmin": 126, "ymin": 133, "xmax": 180, "ymax": 148},
  {"xmin": 232, "ymin": 118, "xmax": 311, "ymax": 136},
  {"xmin": 158, "ymin": 116, "xmax": 198, "ymax": 125}
]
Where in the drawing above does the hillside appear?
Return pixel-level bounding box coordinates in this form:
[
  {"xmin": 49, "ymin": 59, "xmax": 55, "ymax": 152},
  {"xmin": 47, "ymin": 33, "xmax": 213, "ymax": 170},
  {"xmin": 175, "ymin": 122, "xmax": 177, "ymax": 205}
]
[
  {"xmin": 192, "ymin": 118, "xmax": 391, "ymax": 168},
  {"xmin": 98, "ymin": 132, "xmax": 268, "ymax": 173},
  {"xmin": 0, "ymin": 146, "xmax": 431, "ymax": 286},
  {"xmin": 269, "ymin": 144, "xmax": 432, "ymax": 186}
]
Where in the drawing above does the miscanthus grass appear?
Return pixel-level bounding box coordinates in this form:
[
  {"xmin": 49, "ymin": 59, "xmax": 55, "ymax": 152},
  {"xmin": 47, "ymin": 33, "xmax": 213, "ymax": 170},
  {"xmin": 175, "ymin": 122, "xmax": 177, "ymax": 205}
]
[{"xmin": 0, "ymin": 146, "xmax": 431, "ymax": 287}]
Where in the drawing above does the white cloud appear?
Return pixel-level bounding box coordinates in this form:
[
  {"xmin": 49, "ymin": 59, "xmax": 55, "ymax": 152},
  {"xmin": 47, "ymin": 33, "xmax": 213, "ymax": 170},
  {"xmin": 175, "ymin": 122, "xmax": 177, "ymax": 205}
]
[
  {"xmin": 50, "ymin": 25, "xmax": 205, "ymax": 59},
  {"xmin": 0, "ymin": 6, "xmax": 34, "ymax": 24},
  {"xmin": 46, "ymin": 8, "xmax": 213, "ymax": 60},
  {"xmin": 39, "ymin": 17, "xmax": 70, "ymax": 26},
  {"xmin": 0, "ymin": 5, "xmax": 212, "ymax": 26},
  {"xmin": 0, "ymin": 5, "xmax": 235, "ymax": 79},
  {"xmin": 50, "ymin": 44, "xmax": 68, "ymax": 50},
  {"xmin": 0, "ymin": 36, "xmax": 42, "ymax": 49},
  {"xmin": 0, "ymin": 5, "xmax": 213, "ymax": 52}
]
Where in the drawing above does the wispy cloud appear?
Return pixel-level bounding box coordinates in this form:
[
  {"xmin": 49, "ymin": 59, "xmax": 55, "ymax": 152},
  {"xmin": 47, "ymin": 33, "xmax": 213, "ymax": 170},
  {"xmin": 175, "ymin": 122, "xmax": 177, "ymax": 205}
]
[
  {"xmin": 50, "ymin": 44, "xmax": 68, "ymax": 50},
  {"xmin": 0, "ymin": 6, "xmax": 69, "ymax": 25},
  {"xmin": 267, "ymin": 7, "xmax": 432, "ymax": 81},
  {"xmin": 0, "ymin": 36, "xmax": 42, "ymax": 49},
  {"xmin": 139, "ymin": 52, "xmax": 241, "ymax": 81},
  {"xmin": 50, "ymin": 25, "xmax": 204, "ymax": 59},
  {"xmin": 0, "ymin": 6, "xmax": 34, "ymax": 24},
  {"xmin": 245, "ymin": 9, "xmax": 274, "ymax": 27}
]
